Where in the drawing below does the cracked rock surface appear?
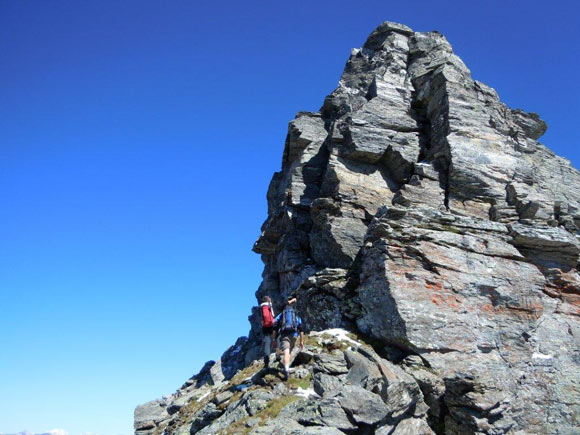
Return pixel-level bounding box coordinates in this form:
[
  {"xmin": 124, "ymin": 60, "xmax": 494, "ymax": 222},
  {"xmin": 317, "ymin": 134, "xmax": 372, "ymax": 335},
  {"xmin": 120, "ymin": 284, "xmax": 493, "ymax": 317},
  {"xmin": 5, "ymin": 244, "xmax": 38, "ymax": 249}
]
[{"xmin": 135, "ymin": 21, "xmax": 580, "ymax": 434}]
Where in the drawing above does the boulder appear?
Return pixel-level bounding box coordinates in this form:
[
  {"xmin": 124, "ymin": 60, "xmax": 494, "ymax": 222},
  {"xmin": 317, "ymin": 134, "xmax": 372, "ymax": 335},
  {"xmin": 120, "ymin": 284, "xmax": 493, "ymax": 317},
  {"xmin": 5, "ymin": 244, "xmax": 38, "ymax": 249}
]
[
  {"xmin": 278, "ymin": 398, "xmax": 357, "ymax": 431},
  {"xmin": 313, "ymin": 372, "xmax": 345, "ymax": 398},
  {"xmin": 313, "ymin": 352, "xmax": 349, "ymax": 375},
  {"xmin": 189, "ymin": 402, "xmax": 222, "ymax": 433},
  {"xmin": 336, "ymin": 384, "xmax": 389, "ymax": 426},
  {"xmin": 390, "ymin": 417, "xmax": 434, "ymax": 434},
  {"xmin": 134, "ymin": 399, "xmax": 169, "ymax": 432}
]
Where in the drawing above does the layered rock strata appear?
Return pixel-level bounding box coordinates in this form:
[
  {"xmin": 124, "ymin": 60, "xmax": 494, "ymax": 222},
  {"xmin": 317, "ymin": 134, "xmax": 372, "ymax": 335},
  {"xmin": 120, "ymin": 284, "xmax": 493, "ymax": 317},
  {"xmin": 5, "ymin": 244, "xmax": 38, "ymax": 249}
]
[{"xmin": 136, "ymin": 21, "xmax": 580, "ymax": 434}]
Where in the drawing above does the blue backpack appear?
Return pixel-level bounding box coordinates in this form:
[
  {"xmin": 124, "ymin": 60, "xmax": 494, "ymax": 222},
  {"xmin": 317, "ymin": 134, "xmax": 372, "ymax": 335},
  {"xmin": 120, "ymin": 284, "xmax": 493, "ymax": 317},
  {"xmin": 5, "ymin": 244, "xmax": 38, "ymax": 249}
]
[{"xmin": 279, "ymin": 307, "xmax": 297, "ymax": 333}]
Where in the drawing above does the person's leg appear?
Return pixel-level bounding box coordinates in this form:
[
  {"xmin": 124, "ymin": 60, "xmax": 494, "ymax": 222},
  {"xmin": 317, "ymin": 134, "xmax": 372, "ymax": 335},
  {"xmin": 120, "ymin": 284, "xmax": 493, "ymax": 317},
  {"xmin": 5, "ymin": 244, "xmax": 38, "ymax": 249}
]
[
  {"xmin": 263, "ymin": 333, "xmax": 271, "ymax": 366},
  {"xmin": 280, "ymin": 336, "xmax": 291, "ymax": 380},
  {"xmin": 282, "ymin": 348, "xmax": 291, "ymax": 380},
  {"xmin": 282, "ymin": 336, "xmax": 297, "ymax": 379},
  {"xmin": 283, "ymin": 348, "xmax": 290, "ymax": 371}
]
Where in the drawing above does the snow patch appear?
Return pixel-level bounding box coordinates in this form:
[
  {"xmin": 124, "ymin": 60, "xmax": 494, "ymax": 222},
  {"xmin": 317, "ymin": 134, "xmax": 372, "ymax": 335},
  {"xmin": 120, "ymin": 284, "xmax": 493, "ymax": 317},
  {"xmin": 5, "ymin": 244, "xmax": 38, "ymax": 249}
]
[
  {"xmin": 197, "ymin": 391, "xmax": 211, "ymax": 402},
  {"xmin": 532, "ymin": 352, "xmax": 553, "ymax": 360},
  {"xmin": 311, "ymin": 328, "xmax": 363, "ymax": 346},
  {"xmin": 294, "ymin": 387, "xmax": 319, "ymax": 398}
]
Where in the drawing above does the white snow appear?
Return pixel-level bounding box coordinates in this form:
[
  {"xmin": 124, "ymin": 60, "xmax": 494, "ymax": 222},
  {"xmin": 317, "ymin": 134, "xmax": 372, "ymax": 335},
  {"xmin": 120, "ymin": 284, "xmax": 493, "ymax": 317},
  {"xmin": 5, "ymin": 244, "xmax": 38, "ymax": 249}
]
[
  {"xmin": 532, "ymin": 352, "xmax": 553, "ymax": 360},
  {"xmin": 294, "ymin": 387, "xmax": 319, "ymax": 398},
  {"xmin": 197, "ymin": 391, "xmax": 211, "ymax": 402},
  {"xmin": 310, "ymin": 328, "xmax": 363, "ymax": 346}
]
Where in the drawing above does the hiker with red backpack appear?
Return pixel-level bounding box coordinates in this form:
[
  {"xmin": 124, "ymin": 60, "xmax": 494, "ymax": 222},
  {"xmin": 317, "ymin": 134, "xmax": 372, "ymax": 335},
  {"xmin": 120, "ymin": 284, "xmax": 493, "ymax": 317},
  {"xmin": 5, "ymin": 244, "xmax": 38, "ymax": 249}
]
[
  {"xmin": 259, "ymin": 296, "xmax": 276, "ymax": 367},
  {"xmin": 273, "ymin": 294, "xmax": 304, "ymax": 381}
]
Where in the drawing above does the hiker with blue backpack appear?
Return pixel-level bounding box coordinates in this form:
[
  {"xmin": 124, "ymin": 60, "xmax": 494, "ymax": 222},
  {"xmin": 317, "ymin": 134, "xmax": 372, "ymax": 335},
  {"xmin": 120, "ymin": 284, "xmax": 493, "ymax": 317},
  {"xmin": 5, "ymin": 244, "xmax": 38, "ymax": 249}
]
[{"xmin": 273, "ymin": 294, "xmax": 304, "ymax": 381}]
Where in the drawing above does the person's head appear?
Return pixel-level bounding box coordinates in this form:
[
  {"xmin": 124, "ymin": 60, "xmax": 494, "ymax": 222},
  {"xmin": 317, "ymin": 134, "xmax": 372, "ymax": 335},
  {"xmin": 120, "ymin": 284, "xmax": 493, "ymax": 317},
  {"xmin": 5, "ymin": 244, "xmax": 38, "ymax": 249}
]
[
  {"xmin": 261, "ymin": 295, "xmax": 272, "ymax": 304},
  {"xmin": 286, "ymin": 294, "xmax": 297, "ymax": 306}
]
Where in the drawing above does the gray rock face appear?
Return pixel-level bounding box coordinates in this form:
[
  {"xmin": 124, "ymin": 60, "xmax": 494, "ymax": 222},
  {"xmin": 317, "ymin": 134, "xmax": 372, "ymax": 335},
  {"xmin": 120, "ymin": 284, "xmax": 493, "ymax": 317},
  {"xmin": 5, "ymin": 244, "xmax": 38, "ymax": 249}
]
[
  {"xmin": 250, "ymin": 418, "xmax": 345, "ymax": 435},
  {"xmin": 136, "ymin": 20, "xmax": 580, "ymax": 435},
  {"xmin": 134, "ymin": 399, "xmax": 169, "ymax": 432},
  {"xmin": 189, "ymin": 402, "xmax": 222, "ymax": 433},
  {"xmin": 313, "ymin": 352, "xmax": 349, "ymax": 375},
  {"xmin": 390, "ymin": 417, "xmax": 435, "ymax": 434},
  {"xmin": 277, "ymin": 397, "xmax": 357, "ymax": 431},
  {"xmin": 344, "ymin": 348, "xmax": 383, "ymax": 390},
  {"xmin": 336, "ymin": 384, "xmax": 389, "ymax": 425},
  {"xmin": 312, "ymin": 372, "xmax": 345, "ymax": 398}
]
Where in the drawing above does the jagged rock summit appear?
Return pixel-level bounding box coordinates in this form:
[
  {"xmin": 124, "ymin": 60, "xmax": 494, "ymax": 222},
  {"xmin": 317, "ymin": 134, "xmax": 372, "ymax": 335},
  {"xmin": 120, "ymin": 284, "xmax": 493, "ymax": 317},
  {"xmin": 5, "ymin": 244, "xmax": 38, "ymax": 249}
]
[{"xmin": 135, "ymin": 21, "xmax": 580, "ymax": 434}]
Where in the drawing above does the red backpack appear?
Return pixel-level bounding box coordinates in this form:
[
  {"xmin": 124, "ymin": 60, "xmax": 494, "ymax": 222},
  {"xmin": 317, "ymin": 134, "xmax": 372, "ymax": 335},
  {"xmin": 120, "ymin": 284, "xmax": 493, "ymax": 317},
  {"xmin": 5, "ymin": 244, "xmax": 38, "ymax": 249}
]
[{"xmin": 260, "ymin": 304, "xmax": 275, "ymax": 328}]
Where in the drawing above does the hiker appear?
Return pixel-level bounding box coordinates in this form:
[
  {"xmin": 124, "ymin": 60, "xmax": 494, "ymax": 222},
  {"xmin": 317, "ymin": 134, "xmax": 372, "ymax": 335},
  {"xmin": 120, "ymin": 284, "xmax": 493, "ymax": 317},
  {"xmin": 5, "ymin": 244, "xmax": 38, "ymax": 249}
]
[
  {"xmin": 273, "ymin": 294, "xmax": 304, "ymax": 381},
  {"xmin": 259, "ymin": 295, "xmax": 276, "ymax": 367}
]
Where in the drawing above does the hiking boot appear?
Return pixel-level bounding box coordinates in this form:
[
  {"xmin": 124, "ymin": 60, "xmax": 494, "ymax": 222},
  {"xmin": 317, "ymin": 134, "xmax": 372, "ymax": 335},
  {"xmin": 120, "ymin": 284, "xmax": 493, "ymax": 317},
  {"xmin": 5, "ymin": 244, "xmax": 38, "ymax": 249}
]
[{"xmin": 282, "ymin": 369, "xmax": 289, "ymax": 381}]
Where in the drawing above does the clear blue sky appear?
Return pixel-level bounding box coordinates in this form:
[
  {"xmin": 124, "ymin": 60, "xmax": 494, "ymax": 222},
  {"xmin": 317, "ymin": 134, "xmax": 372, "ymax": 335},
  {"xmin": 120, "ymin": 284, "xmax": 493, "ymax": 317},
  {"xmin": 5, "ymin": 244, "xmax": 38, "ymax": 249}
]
[{"xmin": 1, "ymin": 1, "xmax": 578, "ymax": 434}]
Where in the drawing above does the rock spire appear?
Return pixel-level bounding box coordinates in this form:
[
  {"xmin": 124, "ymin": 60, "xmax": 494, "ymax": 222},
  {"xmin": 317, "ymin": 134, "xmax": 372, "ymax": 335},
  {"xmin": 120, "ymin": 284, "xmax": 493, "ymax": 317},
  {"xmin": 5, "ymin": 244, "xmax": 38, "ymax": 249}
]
[{"xmin": 135, "ymin": 21, "xmax": 580, "ymax": 434}]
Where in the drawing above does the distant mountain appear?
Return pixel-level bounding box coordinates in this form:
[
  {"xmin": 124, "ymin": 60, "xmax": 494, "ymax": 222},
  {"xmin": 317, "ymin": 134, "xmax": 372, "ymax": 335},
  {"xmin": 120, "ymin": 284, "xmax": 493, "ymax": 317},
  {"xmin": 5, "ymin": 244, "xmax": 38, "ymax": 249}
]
[{"xmin": 2, "ymin": 429, "xmax": 68, "ymax": 435}]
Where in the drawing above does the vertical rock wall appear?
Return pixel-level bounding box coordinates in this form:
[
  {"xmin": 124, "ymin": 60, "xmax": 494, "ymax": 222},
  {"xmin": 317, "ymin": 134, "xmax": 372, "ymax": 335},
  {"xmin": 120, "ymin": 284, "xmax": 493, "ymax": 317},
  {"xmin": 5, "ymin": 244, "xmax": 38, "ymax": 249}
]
[{"xmin": 251, "ymin": 21, "xmax": 580, "ymax": 433}]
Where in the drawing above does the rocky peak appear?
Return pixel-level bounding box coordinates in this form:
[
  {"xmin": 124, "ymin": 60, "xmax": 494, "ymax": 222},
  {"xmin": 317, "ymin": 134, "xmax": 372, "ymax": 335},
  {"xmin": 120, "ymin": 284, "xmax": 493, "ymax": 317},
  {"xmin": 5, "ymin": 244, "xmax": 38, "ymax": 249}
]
[{"xmin": 135, "ymin": 21, "xmax": 580, "ymax": 434}]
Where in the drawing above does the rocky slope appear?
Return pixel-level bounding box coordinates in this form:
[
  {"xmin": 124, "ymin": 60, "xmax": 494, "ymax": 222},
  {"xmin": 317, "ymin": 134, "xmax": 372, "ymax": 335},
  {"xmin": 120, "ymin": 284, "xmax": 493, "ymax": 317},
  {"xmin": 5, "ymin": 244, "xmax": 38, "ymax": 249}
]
[{"xmin": 135, "ymin": 21, "xmax": 580, "ymax": 434}]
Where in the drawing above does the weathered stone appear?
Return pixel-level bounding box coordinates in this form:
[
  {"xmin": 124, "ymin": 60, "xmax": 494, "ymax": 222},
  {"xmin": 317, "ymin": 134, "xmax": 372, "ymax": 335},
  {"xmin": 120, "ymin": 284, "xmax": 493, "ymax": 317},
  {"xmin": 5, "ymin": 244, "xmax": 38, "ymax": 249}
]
[
  {"xmin": 276, "ymin": 398, "xmax": 317, "ymax": 423},
  {"xmin": 390, "ymin": 417, "xmax": 435, "ymax": 434},
  {"xmin": 243, "ymin": 390, "xmax": 275, "ymax": 416},
  {"xmin": 134, "ymin": 399, "xmax": 169, "ymax": 432},
  {"xmin": 189, "ymin": 402, "xmax": 222, "ymax": 433},
  {"xmin": 344, "ymin": 348, "xmax": 382, "ymax": 390},
  {"xmin": 296, "ymin": 349, "xmax": 314, "ymax": 365},
  {"xmin": 317, "ymin": 398, "xmax": 358, "ymax": 430},
  {"xmin": 402, "ymin": 364, "xmax": 445, "ymax": 423},
  {"xmin": 245, "ymin": 417, "xmax": 260, "ymax": 428},
  {"xmin": 356, "ymin": 346, "xmax": 426, "ymax": 420},
  {"xmin": 310, "ymin": 198, "xmax": 368, "ymax": 268},
  {"xmin": 293, "ymin": 367, "xmax": 310, "ymax": 379},
  {"xmin": 313, "ymin": 372, "xmax": 345, "ymax": 398},
  {"xmin": 511, "ymin": 109, "xmax": 547, "ymax": 140},
  {"xmin": 278, "ymin": 397, "xmax": 357, "ymax": 431},
  {"xmin": 374, "ymin": 424, "xmax": 395, "ymax": 434},
  {"xmin": 173, "ymin": 425, "xmax": 190, "ymax": 435},
  {"xmin": 251, "ymin": 418, "xmax": 345, "ymax": 435},
  {"xmin": 196, "ymin": 400, "xmax": 248, "ymax": 434},
  {"xmin": 167, "ymin": 395, "xmax": 189, "ymax": 415},
  {"xmin": 296, "ymin": 268, "xmax": 355, "ymax": 330},
  {"xmin": 508, "ymin": 223, "xmax": 580, "ymax": 268},
  {"xmin": 249, "ymin": 418, "xmax": 304, "ymax": 434},
  {"xmin": 313, "ymin": 352, "xmax": 349, "ymax": 375},
  {"xmin": 336, "ymin": 384, "xmax": 389, "ymax": 425},
  {"xmin": 212, "ymin": 390, "xmax": 234, "ymax": 405}
]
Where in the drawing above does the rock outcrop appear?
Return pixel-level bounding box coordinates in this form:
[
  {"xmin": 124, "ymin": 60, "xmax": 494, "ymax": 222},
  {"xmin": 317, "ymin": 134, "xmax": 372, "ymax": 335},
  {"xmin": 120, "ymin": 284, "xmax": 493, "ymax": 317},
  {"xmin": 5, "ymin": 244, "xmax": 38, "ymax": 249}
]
[{"xmin": 135, "ymin": 21, "xmax": 580, "ymax": 434}]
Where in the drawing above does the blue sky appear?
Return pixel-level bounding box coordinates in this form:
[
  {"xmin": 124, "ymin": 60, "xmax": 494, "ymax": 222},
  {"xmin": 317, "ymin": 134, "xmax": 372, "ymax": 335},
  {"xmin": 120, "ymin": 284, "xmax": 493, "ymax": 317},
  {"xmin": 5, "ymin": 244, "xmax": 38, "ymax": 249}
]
[{"xmin": 1, "ymin": 1, "xmax": 579, "ymax": 434}]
